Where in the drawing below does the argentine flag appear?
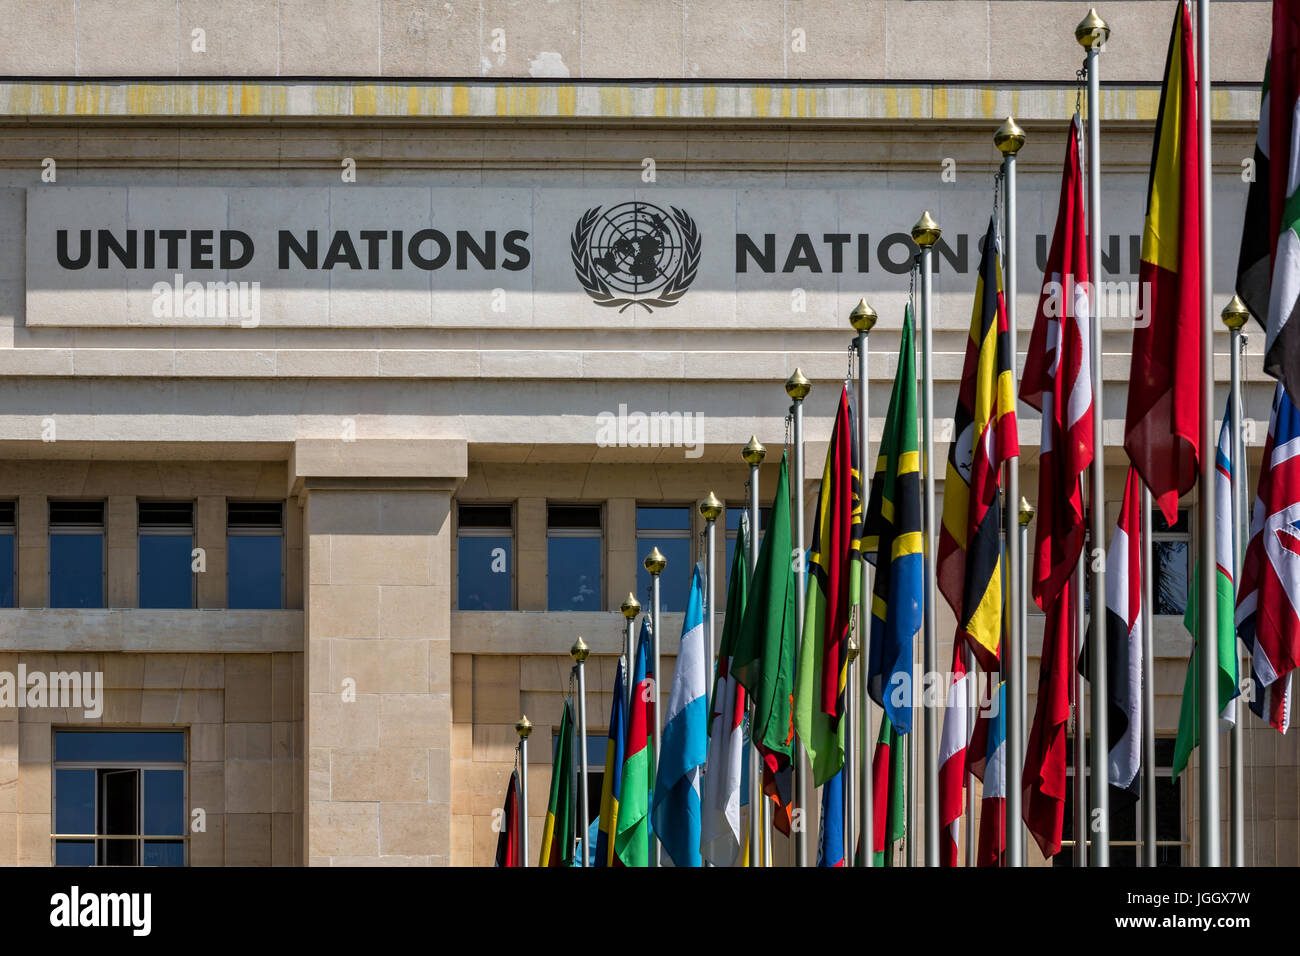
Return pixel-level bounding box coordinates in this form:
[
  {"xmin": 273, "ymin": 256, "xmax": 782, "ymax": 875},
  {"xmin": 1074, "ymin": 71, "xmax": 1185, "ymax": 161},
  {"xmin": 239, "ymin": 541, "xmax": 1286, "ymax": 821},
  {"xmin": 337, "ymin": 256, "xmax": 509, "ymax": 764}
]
[{"xmin": 651, "ymin": 563, "xmax": 709, "ymax": 866}]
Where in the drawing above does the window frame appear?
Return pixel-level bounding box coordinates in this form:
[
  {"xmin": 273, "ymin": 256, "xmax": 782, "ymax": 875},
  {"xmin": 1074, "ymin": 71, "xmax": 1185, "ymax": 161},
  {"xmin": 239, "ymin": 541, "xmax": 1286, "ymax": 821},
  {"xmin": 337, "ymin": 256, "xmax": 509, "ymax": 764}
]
[
  {"xmin": 137, "ymin": 500, "xmax": 196, "ymax": 610},
  {"xmin": 226, "ymin": 499, "xmax": 286, "ymax": 610},
  {"xmin": 48, "ymin": 499, "xmax": 106, "ymax": 609},
  {"xmin": 454, "ymin": 502, "xmax": 516, "ymax": 611},
  {"xmin": 636, "ymin": 504, "xmax": 694, "ymax": 611},
  {"xmin": 545, "ymin": 503, "xmax": 605, "ymax": 613},
  {"xmin": 0, "ymin": 500, "xmax": 15, "ymax": 608},
  {"xmin": 1152, "ymin": 507, "xmax": 1192, "ymax": 617}
]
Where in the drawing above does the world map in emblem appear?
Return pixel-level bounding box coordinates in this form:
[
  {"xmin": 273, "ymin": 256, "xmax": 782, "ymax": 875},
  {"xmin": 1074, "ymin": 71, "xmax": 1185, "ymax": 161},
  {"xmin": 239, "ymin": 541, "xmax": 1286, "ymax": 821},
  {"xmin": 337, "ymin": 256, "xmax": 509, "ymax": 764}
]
[{"xmin": 571, "ymin": 201, "xmax": 702, "ymax": 313}]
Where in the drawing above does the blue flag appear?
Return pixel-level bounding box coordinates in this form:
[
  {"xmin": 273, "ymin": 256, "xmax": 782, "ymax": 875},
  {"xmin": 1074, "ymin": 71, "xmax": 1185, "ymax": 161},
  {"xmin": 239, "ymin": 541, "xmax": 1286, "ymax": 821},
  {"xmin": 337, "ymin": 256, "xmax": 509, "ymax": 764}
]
[{"xmin": 816, "ymin": 767, "xmax": 845, "ymax": 867}]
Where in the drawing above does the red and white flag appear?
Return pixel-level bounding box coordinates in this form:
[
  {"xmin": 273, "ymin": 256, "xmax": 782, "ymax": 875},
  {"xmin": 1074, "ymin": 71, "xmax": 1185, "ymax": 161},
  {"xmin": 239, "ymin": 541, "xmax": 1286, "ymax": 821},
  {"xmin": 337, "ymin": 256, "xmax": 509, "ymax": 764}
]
[{"xmin": 938, "ymin": 643, "xmax": 972, "ymax": 866}]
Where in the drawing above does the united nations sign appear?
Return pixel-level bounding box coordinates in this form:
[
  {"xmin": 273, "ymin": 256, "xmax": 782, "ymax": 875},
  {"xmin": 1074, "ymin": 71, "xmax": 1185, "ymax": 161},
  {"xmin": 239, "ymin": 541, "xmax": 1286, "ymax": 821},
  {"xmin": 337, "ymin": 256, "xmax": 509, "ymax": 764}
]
[{"xmin": 571, "ymin": 202, "xmax": 701, "ymax": 313}]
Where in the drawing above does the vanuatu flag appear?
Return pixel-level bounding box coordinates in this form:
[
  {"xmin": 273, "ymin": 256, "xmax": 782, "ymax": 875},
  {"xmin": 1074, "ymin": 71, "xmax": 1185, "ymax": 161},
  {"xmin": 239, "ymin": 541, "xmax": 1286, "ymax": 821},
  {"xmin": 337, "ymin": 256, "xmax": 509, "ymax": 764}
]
[
  {"xmin": 937, "ymin": 216, "xmax": 1020, "ymax": 670},
  {"xmin": 863, "ymin": 307, "xmax": 923, "ymax": 734},
  {"xmin": 1126, "ymin": 0, "xmax": 1203, "ymax": 527},
  {"xmin": 732, "ymin": 451, "xmax": 799, "ymax": 835},
  {"xmin": 595, "ymin": 659, "xmax": 627, "ymax": 866},
  {"xmin": 539, "ymin": 699, "xmax": 575, "ymax": 867},
  {"xmin": 614, "ymin": 620, "xmax": 655, "ymax": 866},
  {"xmin": 795, "ymin": 385, "xmax": 857, "ymax": 785},
  {"xmin": 870, "ymin": 713, "xmax": 907, "ymax": 866}
]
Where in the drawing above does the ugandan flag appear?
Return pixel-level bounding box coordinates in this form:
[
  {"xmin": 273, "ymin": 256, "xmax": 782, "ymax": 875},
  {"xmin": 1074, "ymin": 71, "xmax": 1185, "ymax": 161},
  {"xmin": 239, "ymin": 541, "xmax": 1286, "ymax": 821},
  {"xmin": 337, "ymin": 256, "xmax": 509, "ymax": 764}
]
[
  {"xmin": 1125, "ymin": 0, "xmax": 1202, "ymax": 527},
  {"xmin": 594, "ymin": 659, "xmax": 627, "ymax": 866},
  {"xmin": 937, "ymin": 216, "xmax": 1020, "ymax": 671},
  {"xmin": 538, "ymin": 699, "xmax": 575, "ymax": 867},
  {"xmin": 795, "ymin": 385, "xmax": 857, "ymax": 786}
]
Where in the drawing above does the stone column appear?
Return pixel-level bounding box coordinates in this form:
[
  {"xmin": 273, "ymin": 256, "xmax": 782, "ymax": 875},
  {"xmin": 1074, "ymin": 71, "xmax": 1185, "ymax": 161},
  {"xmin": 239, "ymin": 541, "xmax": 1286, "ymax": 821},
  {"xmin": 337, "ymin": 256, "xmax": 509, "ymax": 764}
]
[{"xmin": 294, "ymin": 438, "xmax": 465, "ymax": 866}]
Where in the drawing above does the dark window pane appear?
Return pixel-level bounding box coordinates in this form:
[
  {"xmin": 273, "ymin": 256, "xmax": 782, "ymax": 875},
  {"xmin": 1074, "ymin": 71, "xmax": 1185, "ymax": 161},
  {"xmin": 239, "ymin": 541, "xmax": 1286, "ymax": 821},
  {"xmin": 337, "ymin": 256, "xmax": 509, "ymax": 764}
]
[
  {"xmin": 100, "ymin": 769, "xmax": 139, "ymax": 866},
  {"xmin": 636, "ymin": 506, "xmax": 690, "ymax": 531},
  {"xmin": 143, "ymin": 770, "xmax": 185, "ymax": 836},
  {"xmin": 55, "ymin": 840, "xmax": 94, "ymax": 866},
  {"xmin": 459, "ymin": 505, "xmax": 512, "ymax": 529},
  {"xmin": 1153, "ymin": 509, "xmax": 1190, "ymax": 534},
  {"xmin": 1155, "ymin": 541, "xmax": 1189, "ymax": 615},
  {"xmin": 548, "ymin": 536, "xmax": 602, "ymax": 611},
  {"xmin": 49, "ymin": 533, "xmax": 104, "ymax": 608},
  {"xmin": 458, "ymin": 535, "xmax": 512, "ymax": 610},
  {"xmin": 637, "ymin": 537, "xmax": 692, "ymax": 612},
  {"xmin": 0, "ymin": 501, "xmax": 14, "ymax": 525},
  {"xmin": 138, "ymin": 534, "xmax": 194, "ymax": 609},
  {"xmin": 49, "ymin": 501, "xmax": 104, "ymax": 526},
  {"xmin": 548, "ymin": 505, "xmax": 601, "ymax": 530},
  {"xmin": 142, "ymin": 841, "xmax": 185, "ymax": 866},
  {"xmin": 55, "ymin": 769, "xmax": 95, "ymax": 834},
  {"xmin": 227, "ymin": 501, "xmax": 282, "ymax": 528},
  {"xmin": 138, "ymin": 501, "xmax": 193, "ymax": 528},
  {"xmin": 56, "ymin": 731, "xmax": 185, "ymax": 763},
  {"xmin": 0, "ymin": 533, "xmax": 13, "ymax": 607},
  {"xmin": 227, "ymin": 535, "xmax": 282, "ymax": 609}
]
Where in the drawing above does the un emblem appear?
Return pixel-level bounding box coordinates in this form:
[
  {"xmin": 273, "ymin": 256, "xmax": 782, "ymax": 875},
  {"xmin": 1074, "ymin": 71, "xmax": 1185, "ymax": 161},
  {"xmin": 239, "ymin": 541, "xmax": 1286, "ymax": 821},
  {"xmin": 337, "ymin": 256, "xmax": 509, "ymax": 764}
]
[{"xmin": 571, "ymin": 201, "xmax": 702, "ymax": 313}]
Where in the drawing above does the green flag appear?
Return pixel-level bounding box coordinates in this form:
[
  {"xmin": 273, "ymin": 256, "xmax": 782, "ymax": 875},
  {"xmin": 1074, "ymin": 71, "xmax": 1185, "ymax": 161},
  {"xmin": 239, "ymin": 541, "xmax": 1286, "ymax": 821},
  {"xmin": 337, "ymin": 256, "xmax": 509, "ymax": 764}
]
[
  {"xmin": 870, "ymin": 713, "xmax": 906, "ymax": 866},
  {"xmin": 539, "ymin": 699, "xmax": 575, "ymax": 866}
]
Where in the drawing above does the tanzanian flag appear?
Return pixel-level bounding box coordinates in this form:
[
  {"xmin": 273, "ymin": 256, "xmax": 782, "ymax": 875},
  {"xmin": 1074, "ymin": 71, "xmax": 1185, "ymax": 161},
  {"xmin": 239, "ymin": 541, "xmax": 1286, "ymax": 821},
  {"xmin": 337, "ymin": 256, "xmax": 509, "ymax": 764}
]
[
  {"xmin": 864, "ymin": 307, "xmax": 922, "ymax": 733},
  {"xmin": 539, "ymin": 699, "xmax": 575, "ymax": 867},
  {"xmin": 937, "ymin": 216, "xmax": 1020, "ymax": 670},
  {"xmin": 795, "ymin": 385, "xmax": 857, "ymax": 785},
  {"xmin": 614, "ymin": 620, "xmax": 655, "ymax": 866},
  {"xmin": 595, "ymin": 659, "xmax": 627, "ymax": 866}
]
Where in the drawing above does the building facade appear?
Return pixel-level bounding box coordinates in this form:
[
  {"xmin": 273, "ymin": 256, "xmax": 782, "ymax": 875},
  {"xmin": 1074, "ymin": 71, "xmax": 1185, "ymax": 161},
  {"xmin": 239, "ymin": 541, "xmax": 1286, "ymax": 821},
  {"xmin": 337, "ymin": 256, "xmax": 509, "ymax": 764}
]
[{"xmin": 0, "ymin": 0, "xmax": 1291, "ymax": 867}]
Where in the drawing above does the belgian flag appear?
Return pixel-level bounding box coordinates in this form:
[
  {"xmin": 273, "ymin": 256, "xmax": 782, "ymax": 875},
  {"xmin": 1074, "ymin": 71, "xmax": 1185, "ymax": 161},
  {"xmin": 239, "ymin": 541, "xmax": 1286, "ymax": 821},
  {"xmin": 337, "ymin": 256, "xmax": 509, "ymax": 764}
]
[{"xmin": 937, "ymin": 217, "xmax": 1020, "ymax": 671}]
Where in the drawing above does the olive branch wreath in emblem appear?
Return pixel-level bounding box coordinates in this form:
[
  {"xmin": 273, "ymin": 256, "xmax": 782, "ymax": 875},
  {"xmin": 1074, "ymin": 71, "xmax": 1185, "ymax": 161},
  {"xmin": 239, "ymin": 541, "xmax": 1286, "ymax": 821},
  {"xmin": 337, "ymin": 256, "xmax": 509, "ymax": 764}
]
[{"xmin": 570, "ymin": 205, "xmax": 702, "ymax": 313}]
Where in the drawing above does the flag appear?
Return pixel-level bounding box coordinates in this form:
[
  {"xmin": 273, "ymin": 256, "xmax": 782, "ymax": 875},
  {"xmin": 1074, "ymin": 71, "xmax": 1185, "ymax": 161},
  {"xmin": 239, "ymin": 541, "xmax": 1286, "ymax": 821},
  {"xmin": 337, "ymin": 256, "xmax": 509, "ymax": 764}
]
[
  {"xmin": 614, "ymin": 620, "xmax": 655, "ymax": 866},
  {"xmin": 1126, "ymin": 0, "xmax": 1203, "ymax": 526},
  {"xmin": 539, "ymin": 699, "xmax": 575, "ymax": 867},
  {"xmin": 732, "ymin": 451, "xmax": 798, "ymax": 835},
  {"xmin": 1235, "ymin": 0, "xmax": 1300, "ymax": 405},
  {"xmin": 1173, "ymin": 402, "xmax": 1242, "ymax": 779},
  {"xmin": 816, "ymin": 768, "xmax": 845, "ymax": 867},
  {"xmin": 863, "ymin": 307, "xmax": 922, "ymax": 733},
  {"xmin": 937, "ymin": 216, "xmax": 1020, "ymax": 670},
  {"xmin": 968, "ymin": 681, "xmax": 1007, "ymax": 867},
  {"xmin": 1023, "ymin": 581, "xmax": 1073, "ymax": 858},
  {"xmin": 702, "ymin": 518, "xmax": 750, "ymax": 866},
  {"xmin": 870, "ymin": 714, "xmax": 906, "ymax": 866},
  {"xmin": 938, "ymin": 643, "xmax": 972, "ymax": 867},
  {"xmin": 595, "ymin": 659, "xmax": 627, "ymax": 867},
  {"xmin": 651, "ymin": 564, "xmax": 709, "ymax": 867},
  {"xmin": 1237, "ymin": 384, "xmax": 1300, "ymax": 732},
  {"xmin": 494, "ymin": 769, "xmax": 520, "ymax": 867},
  {"xmin": 795, "ymin": 385, "xmax": 856, "ymax": 785}
]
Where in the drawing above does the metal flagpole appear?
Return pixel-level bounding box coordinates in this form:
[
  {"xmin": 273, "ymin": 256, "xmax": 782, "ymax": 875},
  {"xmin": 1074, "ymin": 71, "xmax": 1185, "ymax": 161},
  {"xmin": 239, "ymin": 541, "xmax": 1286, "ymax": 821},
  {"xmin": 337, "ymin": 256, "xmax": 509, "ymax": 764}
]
[
  {"xmin": 912, "ymin": 210, "xmax": 941, "ymax": 867},
  {"xmin": 644, "ymin": 547, "xmax": 666, "ymax": 867},
  {"xmin": 852, "ymin": 297, "xmax": 877, "ymax": 867},
  {"xmin": 571, "ymin": 637, "xmax": 591, "ymax": 867},
  {"xmin": 700, "ymin": 493, "xmax": 722, "ymax": 868},
  {"xmin": 1141, "ymin": 489, "xmax": 1158, "ymax": 866},
  {"xmin": 743, "ymin": 436, "xmax": 767, "ymax": 866},
  {"xmin": 1018, "ymin": 496, "xmax": 1035, "ymax": 866},
  {"xmin": 786, "ymin": 368, "xmax": 811, "ymax": 867},
  {"xmin": 569, "ymin": 671, "xmax": 581, "ymax": 864},
  {"xmin": 1223, "ymin": 295, "xmax": 1249, "ymax": 866},
  {"xmin": 996, "ymin": 115, "xmax": 1027, "ymax": 869},
  {"xmin": 515, "ymin": 715, "xmax": 532, "ymax": 867},
  {"xmin": 1194, "ymin": 0, "xmax": 1221, "ymax": 869},
  {"xmin": 1076, "ymin": 7, "xmax": 1111, "ymax": 867},
  {"xmin": 1073, "ymin": 552, "xmax": 1089, "ymax": 866},
  {"xmin": 845, "ymin": 634, "xmax": 858, "ymax": 864},
  {"xmin": 621, "ymin": 593, "xmax": 640, "ymax": 712},
  {"xmin": 965, "ymin": 646, "xmax": 977, "ymax": 866}
]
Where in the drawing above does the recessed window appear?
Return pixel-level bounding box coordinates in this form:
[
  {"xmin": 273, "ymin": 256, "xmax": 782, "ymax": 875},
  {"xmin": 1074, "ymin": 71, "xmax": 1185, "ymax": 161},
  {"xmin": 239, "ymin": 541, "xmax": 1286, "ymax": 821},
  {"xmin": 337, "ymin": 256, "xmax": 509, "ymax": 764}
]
[
  {"xmin": 49, "ymin": 501, "xmax": 105, "ymax": 609},
  {"xmin": 1153, "ymin": 508, "xmax": 1190, "ymax": 616},
  {"xmin": 547, "ymin": 505, "xmax": 602, "ymax": 612},
  {"xmin": 52, "ymin": 730, "xmax": 187, "ymax": 867},
  {"xmin": 457, "ymin": 504, "xmax": 513, "ymax": 610},
  {"xmin": 227, "ymin": 502, "xmax": 283, "ymax": 610},
  {"xmin": 138, "ymin": 502, "xmax": 195, "ymax": 609},
  {"xmin": 724, "ymin": 504, "xmax": 768, "ymax": 582},
  {"xmin": 0, "ymin": 501, "xmax": 14, "ymax": 608},
  {"xmin": 636, "ymin": 506, "xmax": 692, "ymax": 612}
]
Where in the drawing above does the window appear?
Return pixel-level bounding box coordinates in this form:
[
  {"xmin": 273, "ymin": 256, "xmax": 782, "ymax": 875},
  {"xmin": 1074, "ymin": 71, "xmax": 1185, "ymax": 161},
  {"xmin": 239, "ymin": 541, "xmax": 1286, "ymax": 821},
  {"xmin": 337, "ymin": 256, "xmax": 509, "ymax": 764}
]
[
  {"xmin": 0, "ymin": 501, "xmax": 14, "ymax": 608},
  {"xmin": 49, "ymin": 501, "xmax": 105, "ymax": 609},
  {"xmin": 1153, "ymin": 508, "xmax": 1190, "ymax": 616},
  {"xmin": 457, "ymin": 504, "xmax": 513, "ymax": 610},
  {"xmin": 636, "ymin": 506, "xmax": 692, "ymax": 611},
  {"xmin": 227, "ymin": 501, "xmax": 283, "ymax": 610},
  {"xmin": 52, "ymin": 730, "xmax": 187, "ymax": 867},
  {"xmin": 724, "ymin": 505, "xmax": 769, "ymax": 581},
  {"xmin": 547, "ymin": 505, "xmax": 602, "ymax": 612},
  {"xmin": 1054, "ymin": 737, "xmax": 1185, "ymax": 867},
  {"xmin": 138, "ymin": 502, "xmax": 195, "ymax": 609}
]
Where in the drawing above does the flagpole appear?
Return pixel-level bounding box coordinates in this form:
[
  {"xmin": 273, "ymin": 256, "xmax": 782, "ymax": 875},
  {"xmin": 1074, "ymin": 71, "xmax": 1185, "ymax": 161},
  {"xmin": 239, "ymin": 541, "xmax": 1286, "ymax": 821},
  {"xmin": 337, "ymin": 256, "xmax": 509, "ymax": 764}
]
[
  {"xmin": 851, "ymin": 298, "xmax": 877, "ymax": 867},
  {"xmin": 743, "ymin": 436, "xmax": 767, "ymax": 866},
  {"xmin": 621, "ymin": 593, "xmax": 640, "ymax": 713},
  {"xmin": 515, "ymin": 715, "xmax": 532, "ymax": 867},
  {"xmin": 1141, "ymin": 489, "xmax": 1157, "ymax": 867},
  {"xmin": 845, "ymin": 633, "xmax": 859, "ymax": 865},
  {"xmin": 644, "ymin": 546, "xmax": 666, "ymax": 867},
  {"xmin": 965, "ymin": 646, "xmax": 976, "ymax": 867},
  {"xmin": 571, "ymin": 638, "xmax": 591, "ymax": 867},
  {"xmin": 786, "ymin": 368, "xmax": 812, "ymax": 867},
  {"xmin": 1223, "ymin": 295, "xmax": 1249, "ymax": 867},
  {"xmin": 1076, "ymin": 7, "xmax": 1110, "ymax": 868},
  {"xmin": 569, "ymin": 684, "xmax": 580, "ymax": 864},
  {"xmin": 912, "ymin": 210, "xmax": 941, "ymax": 868},
  {"xmin": 1194, "ymin": 0, "xmax": 1221, "ymax": 869},
  {"xmin": 1018, "ymin": 495, "xmax": 1034, "ymax": 866},
  {"xmin": 996, "ymin": 116, "xmax": 1027, "ymax": 869},
  {"xmin": 1073, "ymin": 552, "xmax": 1088, "ymax": 867},
  {"xmin": 700, "ymin": 494, "xmax": 722, "ymax": 868}
]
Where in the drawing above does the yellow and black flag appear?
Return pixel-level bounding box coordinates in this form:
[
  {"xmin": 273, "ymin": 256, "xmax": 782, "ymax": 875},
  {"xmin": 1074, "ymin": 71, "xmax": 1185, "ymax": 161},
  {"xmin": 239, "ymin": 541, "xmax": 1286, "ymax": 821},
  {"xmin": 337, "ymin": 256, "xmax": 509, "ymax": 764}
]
[{"xmin": 937, "ymin": 216, "xmax": 1020, "ymax": 671}]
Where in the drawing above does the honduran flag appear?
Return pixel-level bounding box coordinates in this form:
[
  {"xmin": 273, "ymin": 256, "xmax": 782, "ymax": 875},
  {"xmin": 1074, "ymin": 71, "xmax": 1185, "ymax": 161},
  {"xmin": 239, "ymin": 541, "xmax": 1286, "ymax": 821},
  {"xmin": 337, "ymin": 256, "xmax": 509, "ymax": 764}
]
[
  {"xmin": 614, "ymin": 620, "xmax": 655, "ymax": 866},
  {"xmin": 938, "ymin": 643, "xmax": 972, "ymax": 867},
  {"xmin": 816, "ymin": 767, "xmax": 845, "ymax": 867},
  {"xmin": 594, "ymin": 659, "xmax": 627, "ymax": 866},
  {"xmin": 968, "ymin": 681, "xmax": 1007, "ymax": 867},
  {"xmin": 1236, "ymin": 384, "xmax": 1300, "ymax": 733},
  {"xmin": 651, "ymin": 564, "xmax": 709, "ymax": 867}
]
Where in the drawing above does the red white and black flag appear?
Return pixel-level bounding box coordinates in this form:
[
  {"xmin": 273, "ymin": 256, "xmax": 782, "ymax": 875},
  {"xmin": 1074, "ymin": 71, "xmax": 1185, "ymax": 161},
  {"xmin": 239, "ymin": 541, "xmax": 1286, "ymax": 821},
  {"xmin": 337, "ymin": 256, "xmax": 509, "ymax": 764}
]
[
  {"xmin": 1101, "ymin": 469, "xmax": 1145, "ymax": 800},
  {"xmin": 494, "ymin": 769, "xmax": 520, "ymax": 867}
]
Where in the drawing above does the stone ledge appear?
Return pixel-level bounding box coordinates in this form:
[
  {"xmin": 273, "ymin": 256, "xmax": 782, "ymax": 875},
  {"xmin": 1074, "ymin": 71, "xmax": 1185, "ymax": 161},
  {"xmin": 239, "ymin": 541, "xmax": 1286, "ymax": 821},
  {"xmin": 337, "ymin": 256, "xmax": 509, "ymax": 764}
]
[
  {"xmin": 289, "ymin": 438, "xmax": 468, "ymax": 500},
  {"xmin": 0, "ymin": 608, "xmax": 303, "ymax": 653}
]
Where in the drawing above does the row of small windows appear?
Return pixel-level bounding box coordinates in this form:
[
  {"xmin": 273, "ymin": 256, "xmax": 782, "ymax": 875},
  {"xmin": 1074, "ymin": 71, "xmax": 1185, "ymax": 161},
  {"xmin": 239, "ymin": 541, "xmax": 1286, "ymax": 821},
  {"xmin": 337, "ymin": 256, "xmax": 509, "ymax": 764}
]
[{"xmin": 0, "ymin": 500, "xmax": 284, "ymax": 610}]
